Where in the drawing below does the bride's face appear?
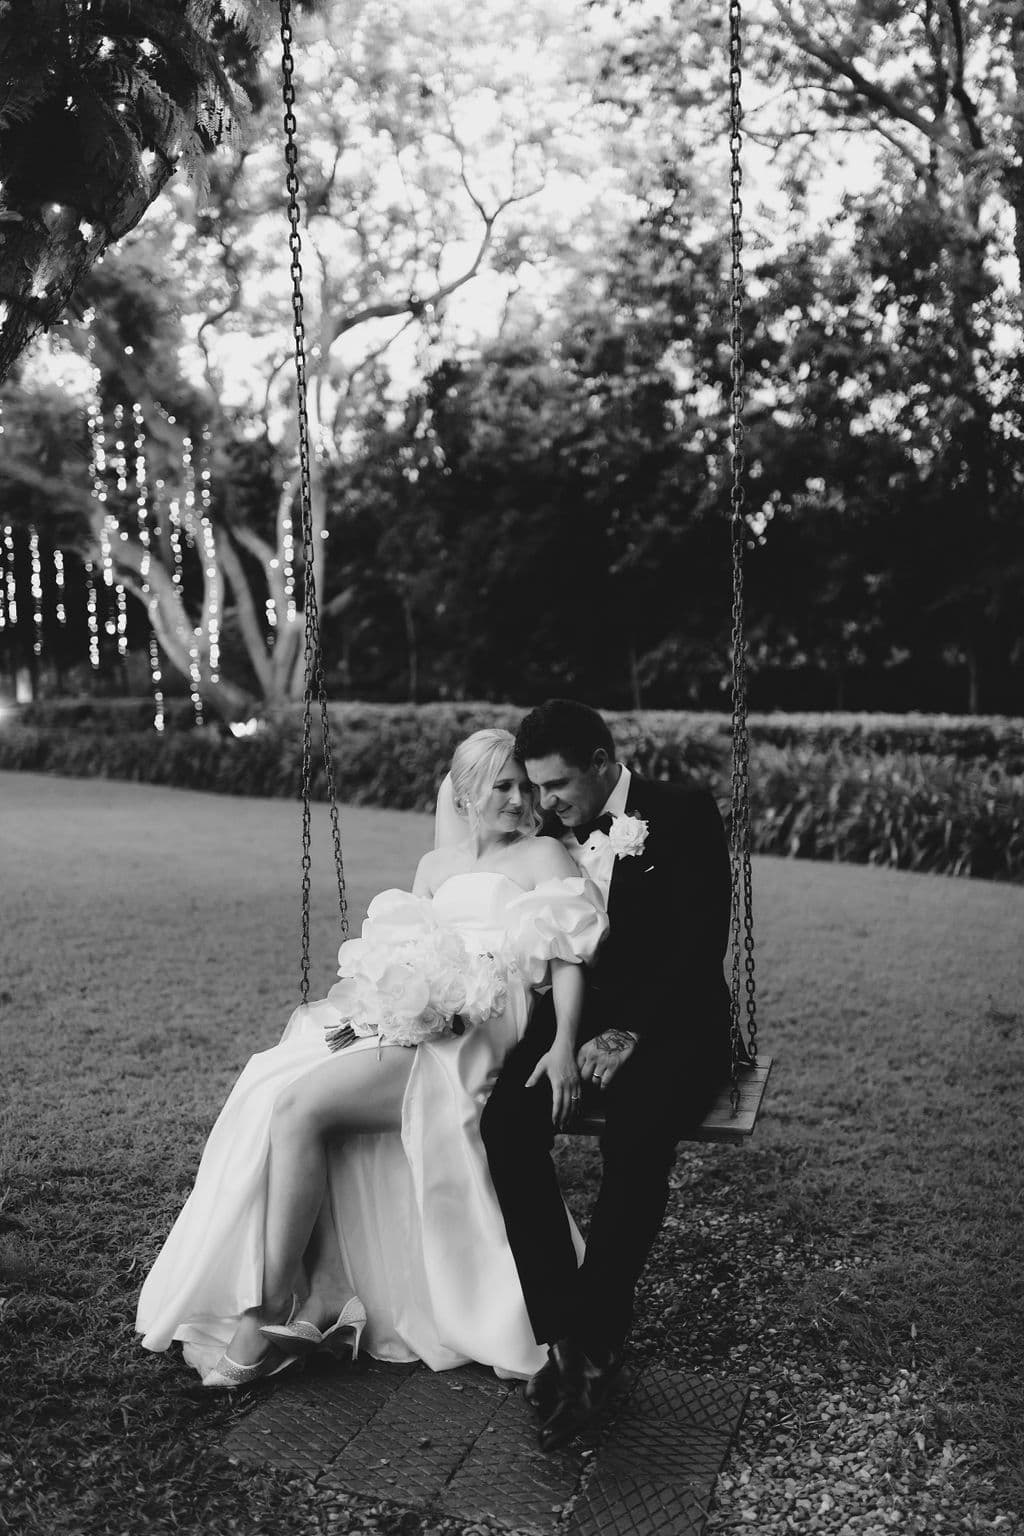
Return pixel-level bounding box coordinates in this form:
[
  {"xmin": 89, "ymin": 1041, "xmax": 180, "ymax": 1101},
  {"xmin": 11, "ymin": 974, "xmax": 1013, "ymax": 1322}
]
[{"xmin": 475, "ymin": 755, "xmax": 533, "ymax": 836}]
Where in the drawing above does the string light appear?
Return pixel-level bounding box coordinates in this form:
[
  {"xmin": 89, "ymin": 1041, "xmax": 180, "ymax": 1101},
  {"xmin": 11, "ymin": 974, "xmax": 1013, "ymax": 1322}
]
[
  {"xmin": 181, "ymin": 434, "xmax": 197, "ymax": 545},
  {"xmin": 3, "ymin": 524, "xmax": 17, "ymax": 632},
  {"xmin": 281, "ymin": 480, "xmax": 296, "ymax": 623},
  {"xmin": 0, "ymin": 416, "xmax": 5, "ymax": 635},
  {"xmin": 113, "ymin": 402, "xmax": 128, "ymax": 493},
  {"xmin": 99, "ymin": 515, "xmax": 116, "ymax": 592},
  {"xmin": 167, "ymin": 496, "xmax": 185, "ymax": 590},
  {"xmin": 83, "ymin": 316, "xmax": 110, "ymax": 672},
  {"xmin": 177, "ymin": 437, "xmax": 204, "ymax": 725},
  {"xmin": 132, "ymin": 402, "xmax": 165, "ymax": 733},
  {"xmin": 28, "ymin": 528, "xmax": 43, "ymax": 658},
  {"xmin": 188, "ymin": 626, "xmax": 204, "ymax": 726},
  {"xmin": 197, "ymin": 428, "xmax": 220, "ymax": 683},
  {"xmin": 150, "ymin": 634, "xmax": 164, "ymax": 732},
  {"xmin": 53, "ymin": 548, "xmax": 66, "ymax": 626},
  {"xmin": 85, "ymin": 559, "xmax": 100, "ymax": 669},
  {"xmin": 115, "ymin": 581, "xmax": 129, "ymax": 658},
  {"xmin": 85, "ymin": 345, "xmax": 116, "ymax": 663}
]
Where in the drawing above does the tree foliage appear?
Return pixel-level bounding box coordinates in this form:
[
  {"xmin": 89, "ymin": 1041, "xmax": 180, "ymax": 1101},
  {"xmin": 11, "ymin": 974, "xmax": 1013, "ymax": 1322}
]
[
  {"xmin": 0, "ymin": 0, "xmax": 291, "ymax": 380},
  {"xmin": 2, "ymin": 0, "xmax": 1021, "ymax": 714}
]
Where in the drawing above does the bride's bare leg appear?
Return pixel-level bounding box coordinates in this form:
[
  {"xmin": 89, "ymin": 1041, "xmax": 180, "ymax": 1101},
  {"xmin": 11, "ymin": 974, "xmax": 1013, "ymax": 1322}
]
[
  {"xmin": 224, "ymin": 1045, "xmax": 414, "ymax": 1365},
  {"xmin": 295, "ymin": 1196, "xmax": 355, "ymax": 1330}
]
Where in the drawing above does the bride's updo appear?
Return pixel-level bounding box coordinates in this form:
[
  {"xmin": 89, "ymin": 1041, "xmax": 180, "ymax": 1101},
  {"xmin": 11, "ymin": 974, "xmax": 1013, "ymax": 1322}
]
[{"xmin": 449, "ymin": 728, "xmax": 536, "ymax": 833}]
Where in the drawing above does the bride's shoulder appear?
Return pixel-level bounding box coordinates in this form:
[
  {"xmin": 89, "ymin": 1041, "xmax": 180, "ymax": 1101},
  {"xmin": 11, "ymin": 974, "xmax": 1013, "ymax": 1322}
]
[
  {"xmin": 514, "ymin": 833, "xmax": 579, "ymax": 886},
  {"xmin": 414, "ymin": 844, "xmax": 470, "ymax": 896}
]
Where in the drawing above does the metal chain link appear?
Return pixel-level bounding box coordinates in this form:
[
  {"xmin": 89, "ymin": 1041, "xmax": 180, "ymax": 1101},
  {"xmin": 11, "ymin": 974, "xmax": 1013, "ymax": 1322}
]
[
  {"xmin": 727, "ymin": 0, "xmax": 758, "ymax": 1111},
  {"xmin": 279, "ymin": 0, "xmax": 348, "ymax": 1003}
]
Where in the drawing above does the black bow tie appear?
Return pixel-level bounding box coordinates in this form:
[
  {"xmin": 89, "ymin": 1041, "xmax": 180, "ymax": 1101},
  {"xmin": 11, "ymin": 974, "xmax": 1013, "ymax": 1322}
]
[{"xmin": 573, "ymin": 812, "xmax": 614, "ymax": 844}]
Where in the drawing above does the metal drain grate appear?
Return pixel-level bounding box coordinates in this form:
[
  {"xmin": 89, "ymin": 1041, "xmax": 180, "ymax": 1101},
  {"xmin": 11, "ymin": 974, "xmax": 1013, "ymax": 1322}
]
[{"xmin": 221, "ymin": 1357, "xmax": 747, "ymax": 1535}]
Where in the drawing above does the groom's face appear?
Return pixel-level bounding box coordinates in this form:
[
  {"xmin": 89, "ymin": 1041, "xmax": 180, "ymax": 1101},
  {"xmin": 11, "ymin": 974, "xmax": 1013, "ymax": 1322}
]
[{"xmin": 524, "ymin": 751, "xmax": 609, "ymax": 828}]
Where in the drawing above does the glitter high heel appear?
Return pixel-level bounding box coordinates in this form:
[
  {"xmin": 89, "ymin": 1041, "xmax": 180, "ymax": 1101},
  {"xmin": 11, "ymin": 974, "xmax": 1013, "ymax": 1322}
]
[
  {"xmin": 260, "ymin": 1295, "xmax": 367, "ymax": 1361},
  {"xmin": 201, "ymin": 1348, "xmax": 298, "ymax": 1390}
]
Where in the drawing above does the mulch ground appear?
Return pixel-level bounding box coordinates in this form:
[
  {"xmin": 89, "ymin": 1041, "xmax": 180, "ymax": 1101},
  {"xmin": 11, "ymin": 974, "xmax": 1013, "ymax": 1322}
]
[{"xmin": 1, "ymin": 770, "xmax": 1022, "ymax": 1536}]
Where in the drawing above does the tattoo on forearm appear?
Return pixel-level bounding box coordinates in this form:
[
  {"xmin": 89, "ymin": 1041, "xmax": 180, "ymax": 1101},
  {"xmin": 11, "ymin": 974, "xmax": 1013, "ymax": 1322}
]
[{"xmin": 593, "ymin": 1029, "xmax": 636, "ymax": 1053}]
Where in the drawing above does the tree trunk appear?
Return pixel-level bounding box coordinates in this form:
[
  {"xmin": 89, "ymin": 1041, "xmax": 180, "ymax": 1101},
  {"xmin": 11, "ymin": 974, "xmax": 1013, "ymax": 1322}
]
[
  {"xmin": 966, "ymin": 647, "xmax": 980, "ymax": 714},
  {"xmin": 401, "ymin": 586, "xmax": 419, "ymax": 702},
  {"xmin": 217, "ymin": 531, "xmax": 277, "ymax": 700},
  {"xmin": 628, "ymin": 644, "xmax": 643, "ymax": 710},
  {"xmin": 1009, "ymin": 5, "xmax": 1024, "ymax": 293},
  {"xmin": 201, "ymin": 672, "xmax": 251, "ymax": 723}
]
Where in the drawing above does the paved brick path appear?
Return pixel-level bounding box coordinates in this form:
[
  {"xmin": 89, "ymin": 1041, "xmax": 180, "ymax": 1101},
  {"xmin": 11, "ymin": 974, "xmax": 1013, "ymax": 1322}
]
[{"xmin": 222, "ymin": 1356, "xmax": 747, "ymax": 1536}]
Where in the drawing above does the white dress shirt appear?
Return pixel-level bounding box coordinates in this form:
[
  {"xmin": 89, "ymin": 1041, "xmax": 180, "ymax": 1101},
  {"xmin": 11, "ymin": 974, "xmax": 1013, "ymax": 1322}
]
[{"xmin": 564, "ymin": 765, "xmax": 631, "ymax": 908}]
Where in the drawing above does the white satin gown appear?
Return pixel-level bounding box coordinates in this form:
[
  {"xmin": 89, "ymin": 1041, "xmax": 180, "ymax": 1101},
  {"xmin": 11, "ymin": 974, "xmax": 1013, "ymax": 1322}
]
[{"xmin": 135, "ymin": 872, "xmax": 607, "ymax": 1380}]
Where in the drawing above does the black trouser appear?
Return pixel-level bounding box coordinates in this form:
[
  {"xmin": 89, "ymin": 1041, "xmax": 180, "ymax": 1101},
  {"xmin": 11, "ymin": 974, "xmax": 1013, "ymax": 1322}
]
[{"xmin": 481, "ymin": 999, "xmax": 728, "ymax": 1359}]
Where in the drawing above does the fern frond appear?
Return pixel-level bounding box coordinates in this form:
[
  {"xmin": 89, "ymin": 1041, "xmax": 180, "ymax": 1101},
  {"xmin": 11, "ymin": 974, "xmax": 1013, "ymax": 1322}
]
[
  {"xmin": 90, "ymin": 0, "xmax": 238, "ymax": 110},
  {"xmin": 133, "ymin": 79, "xmax": 184, "ymax": 144},
  {"xmin": 0, "ymin": 78, "xmax": 51, "ymax": 131},
  {"xmin": 215, "ymin": 0, "xmax": 272, "ymax": 48}
]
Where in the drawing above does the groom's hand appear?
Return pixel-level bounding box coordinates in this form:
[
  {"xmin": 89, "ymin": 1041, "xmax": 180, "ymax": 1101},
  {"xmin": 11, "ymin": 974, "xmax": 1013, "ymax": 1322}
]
[{"xmin": 577, "ymin": 1029, "xmax": 638, "ymax": 1090}]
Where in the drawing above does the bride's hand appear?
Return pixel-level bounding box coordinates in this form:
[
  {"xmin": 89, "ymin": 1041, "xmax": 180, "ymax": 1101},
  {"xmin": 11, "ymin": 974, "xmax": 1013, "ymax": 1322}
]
[{"xmin": 525, "ymin": 1043, "xmax": 582, "ymax": 1130}]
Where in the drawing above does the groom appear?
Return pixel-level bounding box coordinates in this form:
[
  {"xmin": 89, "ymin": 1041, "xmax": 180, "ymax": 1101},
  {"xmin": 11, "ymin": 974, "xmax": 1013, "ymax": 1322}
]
[{"xmin": 480, "ymin": 698, "xmax": 732, "ymax": 1450}]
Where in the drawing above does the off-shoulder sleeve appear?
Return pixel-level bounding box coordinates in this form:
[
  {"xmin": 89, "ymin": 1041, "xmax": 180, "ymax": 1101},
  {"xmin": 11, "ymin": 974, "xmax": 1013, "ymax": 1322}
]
[{"xmin": 506, "ymin": 876, "xmax": 609, "ymax": 987}]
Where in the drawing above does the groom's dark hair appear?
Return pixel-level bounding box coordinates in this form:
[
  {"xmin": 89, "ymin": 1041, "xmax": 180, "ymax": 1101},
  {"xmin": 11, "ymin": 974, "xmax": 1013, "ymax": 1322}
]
[{"xmin": 516, "ymin": 699, "xmax": 616, "ymax": 769}]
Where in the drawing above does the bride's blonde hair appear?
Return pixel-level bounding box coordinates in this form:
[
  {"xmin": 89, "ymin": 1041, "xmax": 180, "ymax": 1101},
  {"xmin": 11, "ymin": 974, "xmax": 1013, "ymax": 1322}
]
[{"xmin": 450, "ymin": 728, "xmax": 537, "ymax": 833}]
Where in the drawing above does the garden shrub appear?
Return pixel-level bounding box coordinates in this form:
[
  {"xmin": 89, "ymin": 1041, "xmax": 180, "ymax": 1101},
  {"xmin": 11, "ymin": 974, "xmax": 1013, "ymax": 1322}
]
[{"xmin": 2, "ymin": 702, "xmax": 1021, "ymax": 880}]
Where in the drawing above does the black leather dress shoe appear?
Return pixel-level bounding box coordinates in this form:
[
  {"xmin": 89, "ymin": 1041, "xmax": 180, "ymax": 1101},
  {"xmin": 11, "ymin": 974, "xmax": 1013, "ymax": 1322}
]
[
  {"xmin": 536, "ymin": 1339, "xmax": 582, "ymax": 1452},
  {"xmin": 579, "ymin": 1347, "xmax": 624, "ymax": 1413},
  {"xmin": 536, "ymin": 1341, "xmax": 624, "ymax": 1452},
  {"xmin": 524, "ymin": 1347, "xmax": 562, "ymax": 1419}
]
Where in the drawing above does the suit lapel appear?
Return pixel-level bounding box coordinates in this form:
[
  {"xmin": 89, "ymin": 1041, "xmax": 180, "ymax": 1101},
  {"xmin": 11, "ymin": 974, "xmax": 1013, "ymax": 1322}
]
[{"xmin": 606, "ymin": 774, "xmax": 652, "ymax": 919}]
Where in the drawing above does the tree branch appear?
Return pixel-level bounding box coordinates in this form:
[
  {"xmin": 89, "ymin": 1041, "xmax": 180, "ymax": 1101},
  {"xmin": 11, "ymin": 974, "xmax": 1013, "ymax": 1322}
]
[
  {"xmin": 942, "ymin": 0, "xmax": 986, "ymax": 151},
  {"xmin": 771, "ymin": 0, "xmax": 967, "ymax": 155},
  {"xmin": 216, "ymin": 528, "xmax": 276, "ymax": 697}
]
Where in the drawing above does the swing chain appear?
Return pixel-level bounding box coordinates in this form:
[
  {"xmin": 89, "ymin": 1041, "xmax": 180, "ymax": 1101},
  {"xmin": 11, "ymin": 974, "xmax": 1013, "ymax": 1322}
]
[
  {"xmin": 727, "ymin": 0, "xmax": 757, "ymax": 1110},
  {"xmin": 279, "ymin": 0, "xmax": 348, "ymax": 1004}
]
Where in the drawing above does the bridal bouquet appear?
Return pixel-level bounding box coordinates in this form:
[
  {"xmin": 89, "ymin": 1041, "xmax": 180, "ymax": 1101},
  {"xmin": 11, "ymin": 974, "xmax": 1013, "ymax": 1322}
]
[{"xmin": 325, "ymin": 903, "xmax": 509, "ymax": 1051}]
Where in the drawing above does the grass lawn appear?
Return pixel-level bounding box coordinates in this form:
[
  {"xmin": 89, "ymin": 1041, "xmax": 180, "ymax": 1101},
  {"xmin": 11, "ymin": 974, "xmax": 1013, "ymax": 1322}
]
[{"xmin": 1, "ymin": 770, "xmax": 1022, "ymax": 1536}]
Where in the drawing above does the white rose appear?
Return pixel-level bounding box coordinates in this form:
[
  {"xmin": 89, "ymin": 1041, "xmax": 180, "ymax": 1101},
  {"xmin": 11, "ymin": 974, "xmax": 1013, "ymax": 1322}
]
[
  {"xmin": 376, "ymin": 961, "xmax": 431, "ymax": 1019},
  {"xmin": 325, "ymin": 974, "xmax": 383, "ymax": 1036},
  {"xmin": 607, "ymin": 812, "xmax": 649, "ymax": 859}
]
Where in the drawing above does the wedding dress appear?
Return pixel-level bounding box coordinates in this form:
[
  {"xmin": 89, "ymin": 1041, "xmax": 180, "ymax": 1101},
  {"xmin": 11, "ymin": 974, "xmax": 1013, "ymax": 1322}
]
[{"xmin": 135, "ymin": 872, "xmax": 606, "ymax": 1381}]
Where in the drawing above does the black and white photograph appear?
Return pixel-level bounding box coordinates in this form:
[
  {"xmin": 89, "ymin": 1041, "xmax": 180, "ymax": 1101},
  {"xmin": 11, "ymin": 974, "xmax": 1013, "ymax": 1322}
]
[{"xmin": 1, "ymin": 2, "xmax": 1021, "ymax": 1533}]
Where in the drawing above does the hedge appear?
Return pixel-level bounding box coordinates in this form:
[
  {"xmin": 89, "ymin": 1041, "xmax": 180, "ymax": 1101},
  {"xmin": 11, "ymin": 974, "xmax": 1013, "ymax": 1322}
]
[
  {"xmin": 2, "ymin": 702, "xmax": 1022, "ymax": 881},
  {"xmin": 18, "ymin": 698, "xmax": 1023, "ymax": 763}
]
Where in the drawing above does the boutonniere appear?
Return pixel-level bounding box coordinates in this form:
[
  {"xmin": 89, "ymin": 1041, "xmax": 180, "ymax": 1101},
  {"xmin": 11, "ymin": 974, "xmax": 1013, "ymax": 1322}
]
[{"xmin": 606, "ymin": 812, "xmax": 649, "ymax": 860}]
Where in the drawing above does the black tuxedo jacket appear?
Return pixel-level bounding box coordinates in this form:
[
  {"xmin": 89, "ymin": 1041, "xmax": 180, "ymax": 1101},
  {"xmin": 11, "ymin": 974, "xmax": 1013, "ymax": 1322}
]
[{"xmin": 551, "ymin": 773, "xmax": 732, "ymax": 1062}]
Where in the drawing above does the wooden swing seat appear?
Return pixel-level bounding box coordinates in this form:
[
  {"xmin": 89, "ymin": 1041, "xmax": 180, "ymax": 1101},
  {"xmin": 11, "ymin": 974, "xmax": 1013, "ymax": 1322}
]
[{"xmin": 568, "ymin": 1055, "xmax": 773, "ymax": 1144}]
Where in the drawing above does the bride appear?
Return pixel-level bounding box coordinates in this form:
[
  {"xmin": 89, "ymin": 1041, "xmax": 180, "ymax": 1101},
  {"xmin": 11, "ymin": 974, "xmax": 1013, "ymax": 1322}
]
[{"xmin": 136, "ymin": 728, "xmax": 608, "ymax": 1387}]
